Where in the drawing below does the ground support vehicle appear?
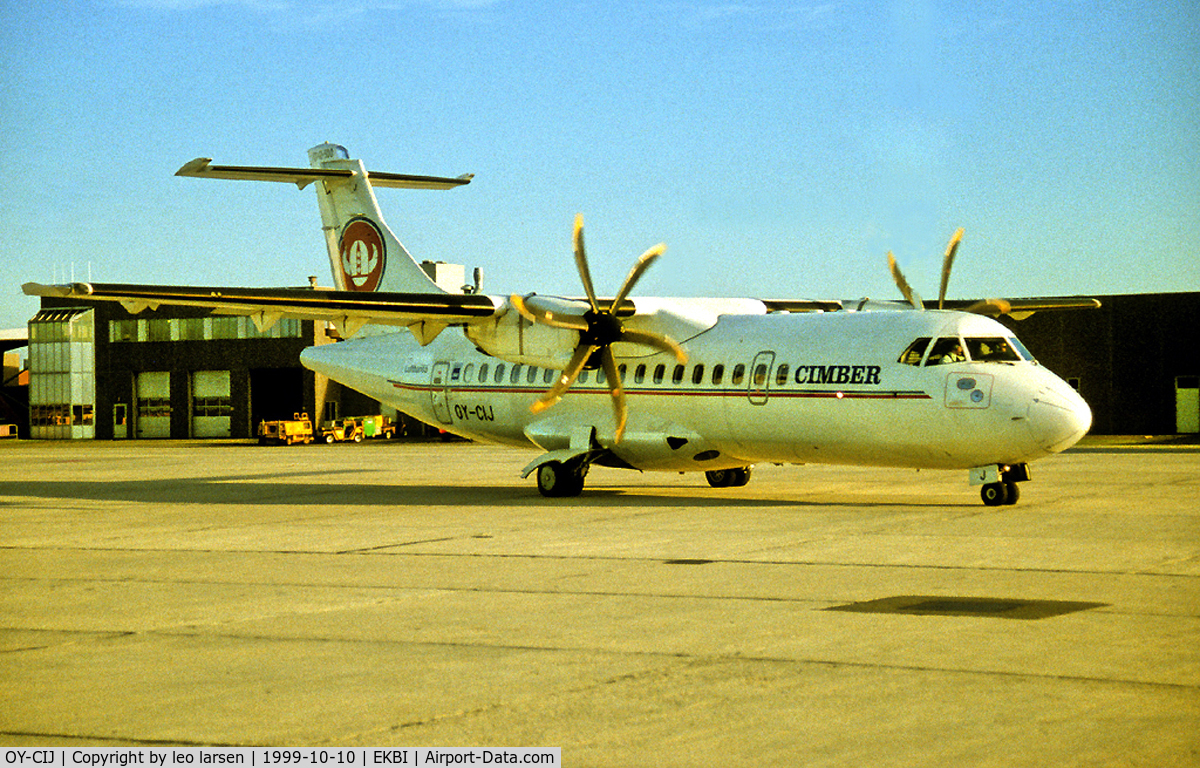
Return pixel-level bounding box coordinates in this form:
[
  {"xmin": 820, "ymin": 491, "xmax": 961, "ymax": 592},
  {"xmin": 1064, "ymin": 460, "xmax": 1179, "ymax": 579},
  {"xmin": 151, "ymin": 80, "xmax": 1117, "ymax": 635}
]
[
  {"xmin": 258, "ymin": 413, "xmax": 314, "ymax": 445},
  {"xmin": 320, "ymin": 418, "xmax": 364, "ymax": 444}
]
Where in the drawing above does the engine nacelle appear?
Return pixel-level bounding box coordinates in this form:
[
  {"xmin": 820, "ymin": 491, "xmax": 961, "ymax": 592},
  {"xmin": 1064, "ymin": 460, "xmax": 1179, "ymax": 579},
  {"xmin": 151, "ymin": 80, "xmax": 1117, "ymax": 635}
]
[{"xmin": 464, "ymin": 299, "xmax": 581, "ymax": 370}]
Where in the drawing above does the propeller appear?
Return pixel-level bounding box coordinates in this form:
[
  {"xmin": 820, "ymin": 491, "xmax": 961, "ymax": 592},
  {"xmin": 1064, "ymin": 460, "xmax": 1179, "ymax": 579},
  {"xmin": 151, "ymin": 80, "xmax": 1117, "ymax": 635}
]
[
  {"xmin": 510, "ymin": 214, "xmax": 687, "ymax": 442},
  {"xmin": 887, "ymin": 227, "xmax": 966, "ymax": 310}
]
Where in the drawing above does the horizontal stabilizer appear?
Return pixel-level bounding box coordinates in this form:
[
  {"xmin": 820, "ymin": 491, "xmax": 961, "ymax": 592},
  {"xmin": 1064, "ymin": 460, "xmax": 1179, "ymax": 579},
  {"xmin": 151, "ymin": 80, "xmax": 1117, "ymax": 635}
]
[{"xmin": 175, "ymin": 158, "xmax": 473, "ymax": 191}]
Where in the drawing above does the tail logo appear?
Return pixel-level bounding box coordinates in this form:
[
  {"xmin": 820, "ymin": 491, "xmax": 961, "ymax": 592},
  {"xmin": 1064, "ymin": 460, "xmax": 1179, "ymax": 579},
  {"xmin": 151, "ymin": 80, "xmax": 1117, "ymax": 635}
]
[{"xmin": 339, "ymin": 218, "xmax": 386, "ymax": 291}]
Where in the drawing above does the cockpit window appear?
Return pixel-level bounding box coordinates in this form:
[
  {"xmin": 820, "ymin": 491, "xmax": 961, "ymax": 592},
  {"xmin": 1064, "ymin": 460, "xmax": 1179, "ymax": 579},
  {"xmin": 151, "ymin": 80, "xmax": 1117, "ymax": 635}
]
[
  {"xmin": 1010, "ymin": 337, "xmax": 1036, "ymax": 363},
  {"xmin": 965, "ymin": 337, "xmax": 1022, "ymax": 363},
  {"xmin": 924, "ymin": 337, "xmax": 966, "ymax": 365},
  {"xmin": 898, "ymin": 338, "xmax": 931, "ymax": 366}
]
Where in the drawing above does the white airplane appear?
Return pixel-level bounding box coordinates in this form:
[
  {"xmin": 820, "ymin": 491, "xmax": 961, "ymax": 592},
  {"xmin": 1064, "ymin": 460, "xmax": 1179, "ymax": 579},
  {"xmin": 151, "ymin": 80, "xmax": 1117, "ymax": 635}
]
[{"xmin": 25, "ymin": 143, "xmax": 1099, "ymax": 505}]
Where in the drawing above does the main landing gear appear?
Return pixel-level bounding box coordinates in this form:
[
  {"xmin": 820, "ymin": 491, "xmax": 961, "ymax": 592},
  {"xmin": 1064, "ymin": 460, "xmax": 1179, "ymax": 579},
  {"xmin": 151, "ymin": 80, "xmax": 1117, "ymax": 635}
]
[
  {"xmin": 705, "ymin": 467, "xmax": 752, "ymax": 488},
  {"xmin": 536, "ymin": 459, "xmax": 589, "ymax": 498},
  {"xmin": 977, "ymin": 463, "xmax": 1031, "ymax": 506}
]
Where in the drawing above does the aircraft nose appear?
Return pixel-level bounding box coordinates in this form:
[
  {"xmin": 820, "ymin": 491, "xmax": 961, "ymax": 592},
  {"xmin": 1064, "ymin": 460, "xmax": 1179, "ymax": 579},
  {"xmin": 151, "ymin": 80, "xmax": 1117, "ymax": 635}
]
[{"xmin": 1027, "ymin": 383, "xmax": 1092, "ymax": 454}]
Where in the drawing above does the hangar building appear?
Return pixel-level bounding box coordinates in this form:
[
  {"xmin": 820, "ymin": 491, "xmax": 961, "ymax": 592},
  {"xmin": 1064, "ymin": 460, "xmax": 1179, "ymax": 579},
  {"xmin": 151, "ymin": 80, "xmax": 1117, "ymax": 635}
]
[{"xmin": 1003, "ymin": 292, "xmax": 1199, "ymax": 435}]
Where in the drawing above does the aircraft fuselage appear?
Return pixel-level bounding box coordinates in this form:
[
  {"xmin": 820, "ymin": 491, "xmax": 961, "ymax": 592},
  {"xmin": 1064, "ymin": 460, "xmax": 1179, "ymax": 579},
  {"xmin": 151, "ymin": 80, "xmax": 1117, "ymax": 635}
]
[{"xmin": 301, "ymin": 303, "xmax": 1091, "ymax": 476}]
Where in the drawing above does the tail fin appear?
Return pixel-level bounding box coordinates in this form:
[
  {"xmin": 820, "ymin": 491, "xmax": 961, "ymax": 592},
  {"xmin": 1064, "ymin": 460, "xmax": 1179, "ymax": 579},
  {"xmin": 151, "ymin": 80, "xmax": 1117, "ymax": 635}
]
[{"xmin": 176, "ymin": 143, "xmax": 473, "ymax": 294}]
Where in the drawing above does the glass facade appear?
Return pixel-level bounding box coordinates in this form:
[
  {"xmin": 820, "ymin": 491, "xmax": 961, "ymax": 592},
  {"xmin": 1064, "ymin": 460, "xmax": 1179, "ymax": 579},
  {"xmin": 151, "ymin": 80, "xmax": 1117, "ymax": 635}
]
[
  {"xmin": 28, "ymin": 308, "xmax": 97, "ymax": 439},
  {"xmin": 108, "ymin": 316, "xmax": 302, "ymax": 343}
]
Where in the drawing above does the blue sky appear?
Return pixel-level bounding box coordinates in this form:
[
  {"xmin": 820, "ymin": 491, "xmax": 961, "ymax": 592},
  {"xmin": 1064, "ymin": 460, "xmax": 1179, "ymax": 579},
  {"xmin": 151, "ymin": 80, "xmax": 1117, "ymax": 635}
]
[{"xmin": 2, "ymin": 0, "xmax": 1197, "ymax": 332}]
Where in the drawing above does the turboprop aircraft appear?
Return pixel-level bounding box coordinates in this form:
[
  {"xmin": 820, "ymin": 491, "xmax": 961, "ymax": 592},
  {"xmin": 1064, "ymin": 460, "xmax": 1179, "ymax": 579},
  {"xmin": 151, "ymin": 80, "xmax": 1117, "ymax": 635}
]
[{"xmin": 24, "ymin": 143, "xmax": 1099, "ymax": 505}]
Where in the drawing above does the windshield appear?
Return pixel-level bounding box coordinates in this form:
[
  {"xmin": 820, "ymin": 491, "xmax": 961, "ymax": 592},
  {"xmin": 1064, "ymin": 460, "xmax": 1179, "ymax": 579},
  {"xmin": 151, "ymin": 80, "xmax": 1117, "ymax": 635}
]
[
  {"xmin": 965, "ymin": 337, "xmax": 1022, "ymax": 363},
  {"xmin": 925, "ymin": 337, "xmax": 966, "ymax": 365}
]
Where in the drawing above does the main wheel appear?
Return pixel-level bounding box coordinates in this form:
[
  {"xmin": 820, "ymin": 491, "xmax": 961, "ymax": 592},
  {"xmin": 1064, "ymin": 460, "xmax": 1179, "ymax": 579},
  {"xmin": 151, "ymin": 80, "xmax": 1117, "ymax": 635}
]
[
  {"xmin": 728, "ymin": 467, "xmax": 752, "ymax": 487},
  {"xmin": 981, "ymin": 482, "xmax": 1009, "ymax": 506},
  {"xmin": 537, "ymin": 461, "xmax": 585, "ymax": 497},
  {"xmin": 705, "ymin": 469, "xmax": 733, "ymax": 487}
]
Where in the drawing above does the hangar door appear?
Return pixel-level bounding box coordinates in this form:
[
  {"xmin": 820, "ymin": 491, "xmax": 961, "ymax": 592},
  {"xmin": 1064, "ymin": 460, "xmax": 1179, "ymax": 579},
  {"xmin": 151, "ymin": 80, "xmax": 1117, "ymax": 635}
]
[
  {"xmin": 1178, "ymin": 376, "xmax": 1199, "ymax": 433},
  {"xmin": 136, "ymin": 371, "xmax": 171, "ymax": 438},
  {"xmin": 192, "ymin": 370, "xmax": 232, "ymax": 438}
]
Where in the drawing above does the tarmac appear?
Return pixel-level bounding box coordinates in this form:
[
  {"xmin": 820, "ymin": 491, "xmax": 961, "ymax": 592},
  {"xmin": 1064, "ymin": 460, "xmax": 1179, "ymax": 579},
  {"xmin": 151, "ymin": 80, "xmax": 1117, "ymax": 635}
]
[{"xmin": 0, "ymin": 436, "xmax": 1197, "ymax": 766}]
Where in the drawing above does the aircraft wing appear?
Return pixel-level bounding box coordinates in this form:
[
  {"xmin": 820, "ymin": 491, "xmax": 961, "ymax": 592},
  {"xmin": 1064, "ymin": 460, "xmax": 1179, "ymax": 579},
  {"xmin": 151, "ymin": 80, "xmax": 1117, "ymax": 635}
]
[
  {"xmin": 937, "ymin": 296, "xmax": 1102, "ymax": 320},
  {"xmin": 22, "ymin": 281, "xmax": 501, "ymax": 344}
]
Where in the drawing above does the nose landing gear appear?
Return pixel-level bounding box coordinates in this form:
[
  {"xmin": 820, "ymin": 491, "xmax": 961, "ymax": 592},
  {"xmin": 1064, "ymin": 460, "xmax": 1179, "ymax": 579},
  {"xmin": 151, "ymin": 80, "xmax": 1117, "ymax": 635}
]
[
  {"xmin": 972, "ymin": 463, "xmax": 1030, "ymax": 506},
  {"xmin": 981, "ymin": 481, "xmax": 1020, "ymax": 506}
]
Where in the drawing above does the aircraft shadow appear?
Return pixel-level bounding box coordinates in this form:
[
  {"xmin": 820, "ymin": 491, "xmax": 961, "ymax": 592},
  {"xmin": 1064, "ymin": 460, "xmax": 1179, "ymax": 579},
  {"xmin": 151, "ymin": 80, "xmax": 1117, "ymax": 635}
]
[{"xmin": 0, "ymin": 471, "xmax": 959, "ymax": 510}]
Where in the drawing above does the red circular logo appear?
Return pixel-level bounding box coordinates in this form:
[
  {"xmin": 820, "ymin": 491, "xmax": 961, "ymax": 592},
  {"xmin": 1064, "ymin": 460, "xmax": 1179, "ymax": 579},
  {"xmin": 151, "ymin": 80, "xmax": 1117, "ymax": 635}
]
[{"xmin": 339, "ymin": 219, "xmax": 386, "ymax": 291}]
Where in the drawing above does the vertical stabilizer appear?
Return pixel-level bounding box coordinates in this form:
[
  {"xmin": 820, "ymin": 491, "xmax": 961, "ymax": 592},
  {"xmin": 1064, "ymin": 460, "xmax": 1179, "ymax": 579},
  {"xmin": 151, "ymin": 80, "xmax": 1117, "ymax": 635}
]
[
  {"xmin": 175, "ymin": 144, "xmax": 472, "ymax": 296},
  {"xmin": 308, "ymin": 143, "xmax": 458, "ymax": 294}
]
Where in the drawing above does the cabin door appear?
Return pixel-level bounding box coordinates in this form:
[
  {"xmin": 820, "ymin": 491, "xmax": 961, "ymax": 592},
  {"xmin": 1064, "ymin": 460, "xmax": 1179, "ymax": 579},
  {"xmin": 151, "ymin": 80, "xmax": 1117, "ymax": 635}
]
[
  {"xmin": 747, "ymin": 351, "xmax": 776, "ymax": 405},
  {"xmin": 430, "ymin": 362, "xmax": 453, "ymax": 424}
]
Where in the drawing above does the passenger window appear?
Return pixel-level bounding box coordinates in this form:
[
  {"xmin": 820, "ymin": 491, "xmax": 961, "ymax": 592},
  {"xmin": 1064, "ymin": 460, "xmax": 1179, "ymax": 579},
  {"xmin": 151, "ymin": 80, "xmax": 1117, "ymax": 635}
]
[
  {"xmin": 925, "ymin": 337, "xmax": 965, "ymax": 365},
  {"xmin": 731, "ymin": 364, "xmax": 745, "ymax": 386},
  {"xmin": 618, "ymin": 364, "xmax": 627, "ymax": 382},
  {"xmin": 898, "ymin": 338, "xmax": 931, "ymax": 365},
  {"xmin": 635, "ymin": 364, "xmax": 646, "ymax": 384},
  {"xmin": 775, "ymin": 364, "xmax": 789, "ymax": 386},
  {"xmin": 544, "ymin": 368, "xmax": 555, "ymax": 384},
  {"xmin": 527, "ymin": 366, "xmax": 538, "ymax": 384},
  {"xmin": 753, "ymin": 364, "xmax": 768, "ymax": 387},
  {"xmin": 672, "ymin": 364, "xmax": 686, "ymax": 385},
  {"xmin": 494, "ymin": 364, "xmax": 505, "ymax": 383},
  {"xmin": 579, "ymin": 370, "xmax": 589, "ymax": 384},
  {"xmin": 479, "ymin": 363, "xmax": 489, "ymax": 382},
  {"xmin": 692, "ymin": 364, "xmax": 705, "ymax": 385},
  {"xmin": 597, "ymin": 367, "xmax": 606, "ymax": 385},
  {"xmin": 463, "ymin": 364, "xmax": 474, "ymax": 382},
  {"xmin": 653, "ymin": 364, "xmax": 665, "ymax": 384},
  {"xmin": 712, "ymin": 364, "xmax": 724, "ymax": 385},
  {"xmin": 965, "ymin": 337, "xmax": 1021, "ymax": 363},
  {"xmin": 510, "ymin": 364, "xmax": 523, "ymax": 384}
]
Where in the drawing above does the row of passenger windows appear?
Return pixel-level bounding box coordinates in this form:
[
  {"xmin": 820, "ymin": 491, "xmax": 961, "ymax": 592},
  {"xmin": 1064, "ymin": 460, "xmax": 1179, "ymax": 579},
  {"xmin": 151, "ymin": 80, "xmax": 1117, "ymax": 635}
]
[
  {"xmin": 897, "ymin": 336, "xmax": 1030, "ymax": 366},
  {"xmin": 455, "ymin": 361, "xmax": 833, "ymax": 389}
]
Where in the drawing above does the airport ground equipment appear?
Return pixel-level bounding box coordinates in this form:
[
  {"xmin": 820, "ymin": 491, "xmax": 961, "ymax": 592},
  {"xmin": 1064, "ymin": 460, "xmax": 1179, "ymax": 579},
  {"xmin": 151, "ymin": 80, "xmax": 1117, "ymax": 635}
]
[{"xmin": 258, "ymin": 413, "xmax": 314, "ymax": 445}]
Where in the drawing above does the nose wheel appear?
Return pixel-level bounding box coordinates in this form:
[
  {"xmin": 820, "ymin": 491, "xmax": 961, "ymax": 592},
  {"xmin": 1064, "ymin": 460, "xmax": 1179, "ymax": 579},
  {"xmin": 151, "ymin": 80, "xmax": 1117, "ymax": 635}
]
[
  {"xmin": 975, "ymin": 463, "xmax": 1029, "ymax": 506},
  {"xmin": 981, "ymin": 481, "xmax": 1020, "ymax": 506}
]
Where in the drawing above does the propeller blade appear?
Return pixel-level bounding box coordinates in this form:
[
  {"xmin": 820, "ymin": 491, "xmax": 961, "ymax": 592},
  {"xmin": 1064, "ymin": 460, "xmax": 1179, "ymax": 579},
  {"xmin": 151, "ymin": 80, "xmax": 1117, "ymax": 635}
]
[
  {"xmin": 938, "ymin": 227, "xmax": 965, "ymax": 309},
  {"xmin": 530, "ymin": 343, "xmax": 598, "ymax": 415},
  {"xmin": 609, "ymin": 242, "xmax": 666, "ymax": 312},
  {"xmin": 572, "ymin": 214, "xmax": 601, "ymax": 313},
  {"xmin": 510, "ymin": 294, "xmax": 590, "ymax": 331},
  {"xmin": 599, "ymin": 348, "xmax": 628, "ymax": 442},
  {"xmin": 887, "ymin": 251, "xmax": 924, "ymax": 310},
  {"xmin": 619, "ymin": 328, "xmax": 688, "ymax": 364},
  {"xmin": 964, "ymin": 298, "xmax": 1013, "ymax": 317}
]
